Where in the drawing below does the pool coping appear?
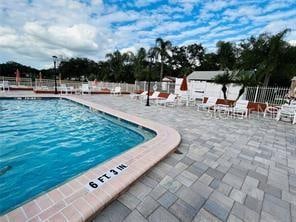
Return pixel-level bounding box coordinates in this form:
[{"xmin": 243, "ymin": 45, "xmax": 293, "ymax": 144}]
[{"xmin": 0, "ymin": 95, "xmax": 181, "ymax": 222}]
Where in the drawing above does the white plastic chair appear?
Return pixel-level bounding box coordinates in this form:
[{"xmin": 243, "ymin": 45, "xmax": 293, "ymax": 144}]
[
  {"xmin": 263, "ymin": 102, "xmax": 280, "ymax": 118},
  {"xmin": 276, "ymin": 104, "xmax": 296, "ymax": 124},
  {"xmin": 81, "ymin": 84, "xmax": 91, "ymax": 94},
  {"xmin": 197, "ymin": 97, "xmax": 217, "ymax": 111},
  {"xmin": 0, "ymin": 81, "xmax": 9, "ymax": 92},
  {"xmin": 111, "ymin": 86, "xmax": 121, "ymax": 96},
  {"xmin": 58, "ymin": 84, "xmax": 68, "ymax": 94}
]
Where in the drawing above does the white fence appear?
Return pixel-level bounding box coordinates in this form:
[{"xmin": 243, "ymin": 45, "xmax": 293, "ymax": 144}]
[
  {"xmin": 135, "ymin": 80, "xmax": 290, "ymax": 105},
  {"xmin": 0, "ymin": 76, "xmax": 33, "ymax": 87},
  {"xmin": 135, "ymin": 80, "xmax": 241, "ymax": 100},
  {"xmin": 34, "ymin": 79, "xmax": 136, "ymax": 92},
  {"xmin": 245, "ymin": 86, "xmax": 289, "ymax": 105}
]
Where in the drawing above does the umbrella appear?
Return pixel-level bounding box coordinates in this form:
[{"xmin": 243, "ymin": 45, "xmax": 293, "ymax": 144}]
[
  {"xmin": 180, "ymin": 75, "xmax": 188, "ymax": 91},
  {"xmin": 15, "ymin": 69, "xmax": 21, "ymax": 86}
]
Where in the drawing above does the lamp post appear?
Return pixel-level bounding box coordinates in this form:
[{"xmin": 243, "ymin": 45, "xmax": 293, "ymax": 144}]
[
  {"xmin": 52, "ymin": 56, "xmax": 58, "ymax": 94},
  {"xmin": 146, "ymin": 54, "xmax": 153, "ymax": 106}
]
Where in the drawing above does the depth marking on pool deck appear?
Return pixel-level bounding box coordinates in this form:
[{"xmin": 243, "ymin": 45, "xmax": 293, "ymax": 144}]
[{"xmin": 86, "ymin": 163, "xmax": 128, "ymax": 191}]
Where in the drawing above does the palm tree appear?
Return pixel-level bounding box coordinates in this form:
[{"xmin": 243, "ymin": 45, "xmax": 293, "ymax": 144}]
[
  {"xmin": 153, "ymin": 38, "xmax": 172, "ymax": 81},
  {"xmin": 234, "ymin": 70, "xmax": 258, "ymax": 100},
  {"xmin": 213, "ymin": 70, "xmax": 233, "ymax": 100},
  {"xmin": 133, "ymin": 48, "xmax": 147, "ymax": 80},
  {"xmin": 106, "ymin": 50, "xmax": 134, "ymax": 82},
  {"xmin": 261, "ymin": 29, "xmax": 290, "ymax": 86}
]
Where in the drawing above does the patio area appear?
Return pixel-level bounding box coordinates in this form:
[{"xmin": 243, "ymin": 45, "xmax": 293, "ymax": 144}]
[{"xmin": 77, "ymin": 95, "xmax": 295, "ymax": 222}]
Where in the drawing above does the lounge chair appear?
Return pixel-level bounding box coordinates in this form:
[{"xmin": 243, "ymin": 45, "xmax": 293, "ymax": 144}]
[
  {"xmin": 197, "ymin": 97, "xmax": 217, "ymax": 111},
  {"xmin": 141, "ymin": 91, "xmax": 160, "ymax": 103},
  {"xmin": 111, "ymin": 86, "xmax": 121, "ymax": 96},
  {"xmin": 276, "ymin": 104, "xmax": 296, "ymax": 124},
  {"xmin": 229, "ymin": 100, "xmax": 249, "ymax": 118},
  {"xmin": 156, "ymin": 94, "xmax": 177, "ymax": 107},
  {"xmin": 130, "ymin": 91, "xmax": 147, "ymax": 100},
  {"xmin": 81, "ymin": 84, "xmax": 91, "ymax": 94}
]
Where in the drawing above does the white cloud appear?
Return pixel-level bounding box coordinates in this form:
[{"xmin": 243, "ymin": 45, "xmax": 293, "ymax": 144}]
[{"xmin": 0, "ymin": 0, "xmax": 295, "ymax": 68}]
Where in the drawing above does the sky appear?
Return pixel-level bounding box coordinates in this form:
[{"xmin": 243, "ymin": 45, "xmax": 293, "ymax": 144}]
[{"xmin": 0, "ymin": 0, "xmax": 296, "ymax": 69}]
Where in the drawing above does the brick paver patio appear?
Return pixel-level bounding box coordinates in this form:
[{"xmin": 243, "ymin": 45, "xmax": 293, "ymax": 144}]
[
  {"xmin": 2, "ymin": 92, "xmax": 295, "ymax": 222},
  {"xmin": 73, "ymin": 95, "xmax": 296, "ymax": 222}
]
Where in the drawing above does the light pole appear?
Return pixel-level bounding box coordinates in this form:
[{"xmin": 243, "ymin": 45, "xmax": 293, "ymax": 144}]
[
  {"xmin": 146, "ymin": 56, "xmax": 152, "ymax": 106},
  {"xmin": 52, "ymin": 56, "xmax": 58, "ymax": 94}
]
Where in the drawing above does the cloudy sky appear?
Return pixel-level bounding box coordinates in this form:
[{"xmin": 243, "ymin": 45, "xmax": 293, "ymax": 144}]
[{"xmin": 0, "ymin": 0, "xmax": 295, "ymax": 69}]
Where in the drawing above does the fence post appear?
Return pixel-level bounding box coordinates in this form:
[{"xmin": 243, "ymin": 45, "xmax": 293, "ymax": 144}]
[
  {"xmin": 254, "ymin": 86, "xmax": 259, "ymax": 102},
  {"xmin": 144, "ymin": 81, "xmax": 146, "ymax": 92}
]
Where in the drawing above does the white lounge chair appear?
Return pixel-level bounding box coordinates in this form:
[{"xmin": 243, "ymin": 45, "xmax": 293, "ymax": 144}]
[
  {"xmin": 111, "ymin": 86, "xmax": 121, "ymax": 96},
  {"xmin": 229, "ymin": 100, "xmax": 249, "ymax": 118},
  {"xmin": 157, "ymin": 94, "xmax": 177, "ymax": 107},
  {"xmin": 276, "ymin": 104, "xmax": 296, "ymax": 124},
  {"xmin": 130, "ymin": 91, "xmax": 147, "ymax": 100},
  {"xmin": 81, "ymin": 84, "xmax": 91, "ymax": 94},
  {"xmin": 197, "ymin": 97, "xmax": 217, "ymax": 111},
  {"xmin": 142, "ymin": 91, "xmax": 160, "ymax": 103}
]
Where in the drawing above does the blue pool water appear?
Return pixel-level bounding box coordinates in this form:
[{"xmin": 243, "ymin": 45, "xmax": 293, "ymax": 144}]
[{"xmin": 0, "ymin": 98, "xmax": 155, "ymax": 214}]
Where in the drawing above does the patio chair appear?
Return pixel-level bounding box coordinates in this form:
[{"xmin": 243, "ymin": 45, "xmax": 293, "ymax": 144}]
[
  {"xmin": 0, "ymin": 81, "xmax": 9, "ymax": 92},
  {"xmin": 81, "ymin": 84, "xmax": 91, "ymax": 94},
  {"xmin": 197, "ymin": 97, "xmax": 217, "ymax": 111},
  {"xmin": 276, "ymin": 104, "xmax": 296, "ymax": 124},
  {"xmin": 111, "ymin": 86, "xmax": 121, "ymax": 96},
  {"xmin": 229, "ymin": 100, "xmax": 249, "ymax": 118},
  {"xmin": 141, "ymin": 91, "xmax": 160, "ymax": 103},
  {"xmin": 263, "ymin": 102, "xmax": 280, "ymax": 118},
  {"xmin": 156, "ymin": 94, "xmax": 177, "ymax": 107},
  {"xmin": 58, "ymin": 84, "xmax": 69, "ymax": 94},
  {"xmin": 130, "ymin": 91, "xmax": 147, "ymax": 100}
]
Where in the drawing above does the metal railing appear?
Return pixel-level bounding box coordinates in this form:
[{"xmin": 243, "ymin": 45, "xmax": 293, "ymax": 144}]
[
  {"xmin": 34, "ymin": 79, "xmax": 136, "ymax": 92},
  {"xmin": 245, "ymin": 86, "xmax": 290, "ymax": 105},
  {"xmin": 135, "ymin": 81, "xmax": 176, "ymax": 93},
  {"xmin": 0, "ymin": 76, "xmax": 33, "ymax": 87}
]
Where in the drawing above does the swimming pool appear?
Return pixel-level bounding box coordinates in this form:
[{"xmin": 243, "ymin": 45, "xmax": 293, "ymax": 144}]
[{"xmin": 0, "ymin": 98, "xmax": 155, "ymax": 214}]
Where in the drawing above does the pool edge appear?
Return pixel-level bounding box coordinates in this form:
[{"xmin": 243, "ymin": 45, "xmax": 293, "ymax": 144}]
[{"xmin": 1, "ymin": 95, "xmax": 181, "ymax": 222}]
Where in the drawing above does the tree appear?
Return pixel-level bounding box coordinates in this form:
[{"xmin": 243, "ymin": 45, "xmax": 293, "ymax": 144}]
[
  {"xmin": 133, "ymin": 48, "xmax": 147, "ymax": 80},
  {"xmin": 169, "ymin": 46, "xmax": 190, "ymax": 76},
  {"xmin": 213, "ymin": 70, "xmax": 233, "ymax": 100},
  {"xmin": 106, "ymin": 50, "xmax": 134, "ymax": 82},
  {"xmin": 153, "ymin": 38, "xmax": 172, "ymax": 80},
  {"xmin": 216, "ymin": 41, "xmax": 236, "ymax": 70},
  {"xmin": 237, "ymin": 29, "xmax": 295, "ymax": 86},
  {"xmin": 187, "ymin": 43, "xmax": 205, "ymax": 69},
  {"xmin": 0, "ymin": 61, "xmax": 39, "ymax": 79},
  {"xmin": 233, "ymin": 70, "xmax": 258, "ymax": 100},
  {"xmin": 58, "ymin": 58, "xmax": 99, "ymax": 81},
  {"xmin": 199, "ymin": 53, "xmax": 219, "ymax": 71}
]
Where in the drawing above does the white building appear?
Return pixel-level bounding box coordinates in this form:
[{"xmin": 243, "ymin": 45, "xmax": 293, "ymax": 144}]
[{"xmin": 186, "ymin": 70, "xmax": 241, "ymax": 100}]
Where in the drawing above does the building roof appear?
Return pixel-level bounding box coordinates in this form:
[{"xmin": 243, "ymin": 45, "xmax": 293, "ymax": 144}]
[
  {"xmin": 187, "ymin": 71, "xmax": 229, "ymax": 81},
  {"xmin": 162, "ymin": 76, "xmax": 176, "ymax": 82}
]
